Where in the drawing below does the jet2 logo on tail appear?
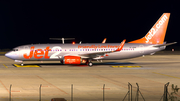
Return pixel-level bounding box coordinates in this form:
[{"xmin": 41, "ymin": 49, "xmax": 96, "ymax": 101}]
[{"xmin": 145, "ymin": 15, "xmax": 168, "ymax": 43}]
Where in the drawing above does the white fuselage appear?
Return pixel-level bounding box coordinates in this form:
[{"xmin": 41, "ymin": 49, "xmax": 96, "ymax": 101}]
[{"xmin": 5, "ymin": 43, "xmax": 165, "ymax": 61}]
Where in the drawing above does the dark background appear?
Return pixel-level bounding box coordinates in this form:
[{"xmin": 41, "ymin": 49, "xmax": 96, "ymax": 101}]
[{"xmin": 0, "ymin": 1, "xmax": 179, "ymax": 49}]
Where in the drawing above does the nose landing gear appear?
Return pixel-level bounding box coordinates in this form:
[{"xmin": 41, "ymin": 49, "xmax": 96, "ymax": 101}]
[{"xmin": 21, "ymin": 62, "xmax": 23, "ymax": 66}]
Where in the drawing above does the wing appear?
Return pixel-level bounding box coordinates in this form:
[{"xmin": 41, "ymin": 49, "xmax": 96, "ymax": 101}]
[{"xmin": 78, "ymin": 39, "xmax": 126, "ymax": 59}]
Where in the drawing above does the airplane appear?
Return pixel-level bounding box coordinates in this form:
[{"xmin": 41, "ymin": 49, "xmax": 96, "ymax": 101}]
[{"xmin": 5, "ymin": 13, "xmax": 176, "ymax": 67}]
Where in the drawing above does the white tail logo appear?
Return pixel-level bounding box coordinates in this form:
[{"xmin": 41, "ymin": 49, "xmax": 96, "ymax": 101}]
[{"xmin": 145, "ymin": 15, "xmax": 168, "ymax": 43}]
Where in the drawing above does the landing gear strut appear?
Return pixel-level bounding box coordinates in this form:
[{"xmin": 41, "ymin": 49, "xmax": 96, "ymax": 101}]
[{"xmin": 60, "ymin": 60, "xmax": 64, "ymax": 64}]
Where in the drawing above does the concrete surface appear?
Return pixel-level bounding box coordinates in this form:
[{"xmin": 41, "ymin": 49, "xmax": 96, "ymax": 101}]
[{"xmin": 0, "ymin": 55, "xmax": 180, "ymax": 101}]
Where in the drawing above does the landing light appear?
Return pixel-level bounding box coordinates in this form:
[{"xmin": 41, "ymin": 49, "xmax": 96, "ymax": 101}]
[{"xmin": 72, "ymin": 42, "xmax": 75, "ymax": 44}]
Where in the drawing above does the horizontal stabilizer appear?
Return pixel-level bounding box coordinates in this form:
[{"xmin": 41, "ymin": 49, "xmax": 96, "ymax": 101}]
[{"xmin": 153, "ymin": 42, "xmax": 177, "ymax": 47}]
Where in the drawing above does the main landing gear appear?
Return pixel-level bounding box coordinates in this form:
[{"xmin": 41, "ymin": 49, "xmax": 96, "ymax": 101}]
[
  {"xmin": 86, "ymin": 60, "xmax": 93, "ymax": 67},
  {"xmin": 88, "ymin": 62, "xmax": 93, "ymax": 67}
]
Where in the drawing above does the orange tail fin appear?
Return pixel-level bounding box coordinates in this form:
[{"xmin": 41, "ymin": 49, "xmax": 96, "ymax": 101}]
[{"xmin": 129, "ymin": 13, "xmax": 170, "ymax": 44}]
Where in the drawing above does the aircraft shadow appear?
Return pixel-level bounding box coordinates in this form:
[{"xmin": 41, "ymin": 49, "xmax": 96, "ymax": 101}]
[{"xmin": 14, "ymin": 62, "xmax": 135, "ymax": 66}]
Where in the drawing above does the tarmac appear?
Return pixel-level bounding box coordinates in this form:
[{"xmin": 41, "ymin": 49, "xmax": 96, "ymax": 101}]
[{"xmin": 0, "ymin": 52, "xmax": 180, "ymax": 101}]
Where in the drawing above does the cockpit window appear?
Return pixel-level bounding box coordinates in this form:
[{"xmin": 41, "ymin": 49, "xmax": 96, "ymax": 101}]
[{"xmin": 13, "ymin": 49, "xmax": 18, "ymax": 51}]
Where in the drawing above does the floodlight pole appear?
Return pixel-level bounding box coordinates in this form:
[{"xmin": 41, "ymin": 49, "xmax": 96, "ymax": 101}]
[
  {"xmin": 163, "ymin": 82, "xmax": 169, "ymax": 101},
  {"xmin": 103, "ymin": 84, "xmax": 105, "ymax": 101},
  {"xmin": 71, "ymin": 84, "xmax": 73, "ymax": 101},
  {"xmin": 39, "ymin": 84, "xmax": 42, "ymax": 101},
  {"xmin": 9, "ymin": 84, "xmax": 12, "ymax": 101}
]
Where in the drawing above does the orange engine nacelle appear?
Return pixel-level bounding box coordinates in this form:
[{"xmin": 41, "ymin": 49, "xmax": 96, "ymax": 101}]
[{"xmin": 64, "ymin": 56, "xmax": 81, "ymax": 64}]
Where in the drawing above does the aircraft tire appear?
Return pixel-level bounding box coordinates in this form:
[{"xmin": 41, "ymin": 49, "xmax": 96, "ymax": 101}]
[
  {"xmin": 88, "ymin": 62, "xmax": 93, "ymax": 67},
  {"xmin": 21, "ymin": 63, "xmax": 23, "ymax": 66}
]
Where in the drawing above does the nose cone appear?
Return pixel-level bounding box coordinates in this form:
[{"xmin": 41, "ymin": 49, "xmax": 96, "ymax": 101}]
[
  {"xmin": 5, "ymin": 51, "xmax": 18, "ymax": 60},
  {"xmin": 5, "ymin": 52, "xmax": 11, "ymax": 58}
]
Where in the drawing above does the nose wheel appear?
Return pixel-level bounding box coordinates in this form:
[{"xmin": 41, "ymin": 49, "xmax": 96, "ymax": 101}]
[{"xmin": 21, "ymin": 63, "xmax": 24, "ymax": 66}]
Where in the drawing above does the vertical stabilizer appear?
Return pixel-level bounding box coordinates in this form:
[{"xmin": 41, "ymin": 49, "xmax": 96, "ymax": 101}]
[{"xmin": 129, "ymin": 13, "xmax": 170, "ymax": 44}]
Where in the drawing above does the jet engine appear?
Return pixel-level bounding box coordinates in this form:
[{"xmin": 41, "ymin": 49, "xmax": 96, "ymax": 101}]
[{"xmin": 63, "ymin": 56, "xmax": 81, "ymax": 64}]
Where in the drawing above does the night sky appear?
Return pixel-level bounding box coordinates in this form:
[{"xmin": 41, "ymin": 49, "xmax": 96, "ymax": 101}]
[{"xmin": 0, "ymin": 1, "xmax": 179, "ymax": 49}]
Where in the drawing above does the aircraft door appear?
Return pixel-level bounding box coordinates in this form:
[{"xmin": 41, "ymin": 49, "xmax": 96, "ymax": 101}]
[
  {"xmin": 20, "ymin": 46, "xmax": 30, "ymax": 58},
  {"xmin": 139, "ymin": 45, "xmax": 144, "ymax": 53}
]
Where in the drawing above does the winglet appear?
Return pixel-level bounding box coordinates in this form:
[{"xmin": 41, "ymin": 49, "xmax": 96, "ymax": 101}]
[
  {"xmin": 116, "ymin": 39, "xmax": 126, "ymax": 51},
  {"xmin": 102, "ymin": 38, "xmax": 107, "ymax": 43}
]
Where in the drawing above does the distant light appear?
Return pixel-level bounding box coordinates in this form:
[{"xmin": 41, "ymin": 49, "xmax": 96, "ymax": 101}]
[{"xmin": 72, "ymin": 42, "xmax": 75, "ymax": 44}]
